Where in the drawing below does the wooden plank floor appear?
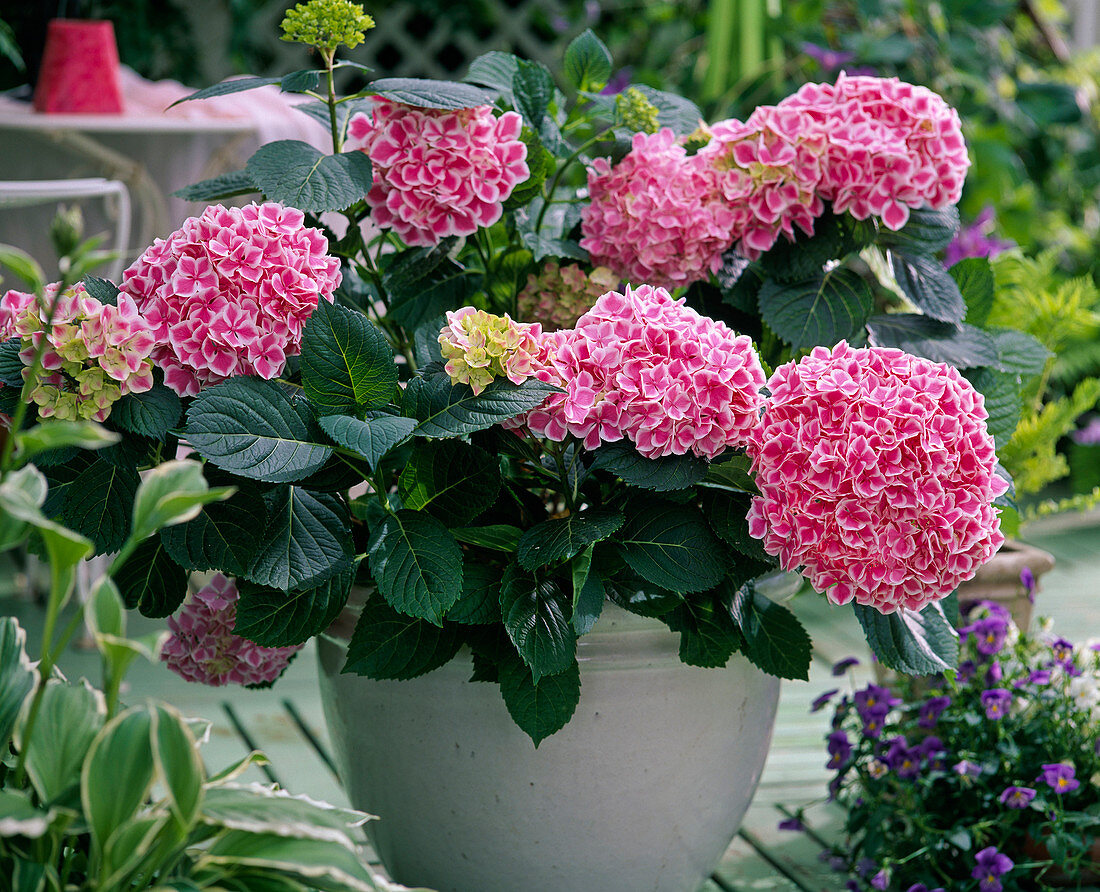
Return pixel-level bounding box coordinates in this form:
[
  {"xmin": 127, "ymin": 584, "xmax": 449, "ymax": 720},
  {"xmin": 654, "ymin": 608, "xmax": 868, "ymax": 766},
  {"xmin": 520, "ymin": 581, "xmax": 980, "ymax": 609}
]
[{"xmin": 3, "ymin": 509, "xmax": 1099, "ymax": 890}]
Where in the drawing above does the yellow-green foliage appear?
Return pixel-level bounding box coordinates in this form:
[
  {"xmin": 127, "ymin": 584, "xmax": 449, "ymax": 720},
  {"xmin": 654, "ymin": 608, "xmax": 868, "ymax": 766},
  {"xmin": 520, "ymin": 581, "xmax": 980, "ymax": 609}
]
[{"xmin": 990, "ymin": 252, "xmax": 1100, "ymax": 496}]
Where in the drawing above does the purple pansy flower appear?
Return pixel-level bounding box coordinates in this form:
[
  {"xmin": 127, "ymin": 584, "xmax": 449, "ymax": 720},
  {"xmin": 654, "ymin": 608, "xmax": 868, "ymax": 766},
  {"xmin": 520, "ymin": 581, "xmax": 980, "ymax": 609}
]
[
  {"xmin": 1028, "ymin": 668, "xmax": 1052, "ymax": 685},
  {"xmin": 945, "ymin": 206, "xmax": 1014, "ymax": 268},
  {"xmin": 1020, "ymin": 565, "xmax": 1036, "ymax": 603},
  {"xmin": 777, "ymin": 816, "xmax": 804, "ymax": 831},
  {"xmin": 826, "ymin": 730, "xmax": 852, "ymax": 769},
  {"xmin": 832, "ymin": 656, "xmax": 861, "ymax": 676},
  {"xmin": 871, "ymin": 868, "xmax": 890, "ymax": 890},
  {"xmin": 954, "ymin": 759, "xmax": 982, "ymax": 778},
  {"xmin": 918, "ymin": 695, "xmax": 950, "ymax": 729},
  {"xmin": 957, "ymin": 660, "xmax": 977, "ymax": 684},
  {"xmin": 811, "ymin": 688, "xmax": 840, "ymax": 712},
  {"xmin": 1052, "ymin": 637, "xmax": 1074, "ymax": 662},
  {"xmin": 986, "ymin": 661, "xmax": 1003, "ymax": 684},
  {"xmin": 800, "ymin": 41, "xmax": 856, "ymax": 71},
  {"xmin": 998, "ymin": 785, "xmax": 1036, "ymax": 808},
  {"xmin": 885, "ymin": 736, "xmax": 920, "ymax": 779},
  {"xmin": 972, "ymin": 847, "xmax": 1014, "ymax": 892},
  {"xmin": 599, "ymin": 67, "xmax": 632, "ymax": 95},
  {"xmin": 1040, "ymin": 762, "xmax": 1080, "ymax": 794},
  {"xmin": 917, "ymin": 735, "xmax": 945, "ymax": 765},
  {"xmin": 963, "ymin": 615, "xmax": 1009, "ymax": 656},
  {"xmin": 981, "ymin": 688, "xmax": 1012, "ymax": 720}
]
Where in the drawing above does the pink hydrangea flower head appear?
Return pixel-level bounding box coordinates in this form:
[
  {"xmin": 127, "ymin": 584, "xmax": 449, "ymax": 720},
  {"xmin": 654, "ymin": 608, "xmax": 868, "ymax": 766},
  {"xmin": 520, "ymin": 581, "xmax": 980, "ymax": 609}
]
[
  {"xmin": 699, "ymin": 107, "xmax": 827, "ymax": 259},
  {"xmin": 161, "ymin": 573, "xmax": 303, "ymax": 687},
  {"xmin": 746, "ymin": 342, "xmax": 1007, "ymax": 614},
  {"xmin": 121, "ymin": 202, "xmax": 341, "ymax": 396},
  {"xmin": 516, "ymin": 262, "xmax": 620, "ymax": 331},
  {"xmin": 778, "ymin": 73, "xmax": 970, "ymax": 229},
  {"xmin": 579, "ymin": 128, "xmax": 736, "ymax": 288},
  {"xmin": 347, "ymin": 99, "xmax": 529, "ymax": 247},
  {"xmin": 5, "ymin": 282, "xmax": 155, "ymax": 422},
  {"xmin": 525, "ymin": 284, "xmax": 766, "ymax": 458},
  {"xmin": 438, "ymin": 307, "xmax": 546, "ymax": 395}
]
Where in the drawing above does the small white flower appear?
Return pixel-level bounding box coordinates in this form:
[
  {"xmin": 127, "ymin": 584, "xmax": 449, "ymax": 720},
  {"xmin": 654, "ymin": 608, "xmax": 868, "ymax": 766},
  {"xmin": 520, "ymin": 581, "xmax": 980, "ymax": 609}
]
[{"xmin": 868, "ymin": 759, "xmax": 888, "ymax": 779}]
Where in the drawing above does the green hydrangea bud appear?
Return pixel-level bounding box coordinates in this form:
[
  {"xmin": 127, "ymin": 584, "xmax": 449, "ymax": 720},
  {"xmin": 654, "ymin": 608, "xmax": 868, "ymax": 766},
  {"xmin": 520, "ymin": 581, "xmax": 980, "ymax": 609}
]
[
  {"xmin": 516, "ymin": 262, "xmax": 620, "ymax": 331},
  {"xmin": 682, "ymin": 125, "xmax": 712, "ymax": 155},
  {"xmin": 615, "ymin": 87, "xmax": 660, "ymax": 135},
  {"xmin": 280, "ymin": 0, "xmax": 375, "ymax": 52},
  {"xmin": 50, "ymin": 205, "xmax": 84, "ymax": 259}
]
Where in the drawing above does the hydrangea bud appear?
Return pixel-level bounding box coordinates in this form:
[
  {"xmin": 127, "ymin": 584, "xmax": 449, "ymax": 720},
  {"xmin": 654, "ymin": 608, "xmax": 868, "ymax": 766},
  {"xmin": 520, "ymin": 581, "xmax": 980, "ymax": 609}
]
[
  {"xmin": 280, "ymin": 0, "xmax": 375, "ymax": 51},
  {"xmin": 438, "ymin": 307, "xmax": 545, "ymax": 395},
  {"xmin": 516, "ymin": 262, "xmax": 619, "ymax": 331}
]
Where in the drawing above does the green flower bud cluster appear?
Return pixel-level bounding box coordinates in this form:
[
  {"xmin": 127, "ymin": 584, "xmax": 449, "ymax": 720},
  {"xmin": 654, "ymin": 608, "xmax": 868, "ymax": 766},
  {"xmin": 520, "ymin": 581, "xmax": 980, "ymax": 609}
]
[
  {"xmin": 615, "ymin": 87, "xmax": 660, "ymax": 135},
  {"xmin": 438, "ymin": 308, "xmax": 544, "ymax": 396},
  {"xmin": 280, "ymin": 0, "xmax": 376, "ymax": 52}
]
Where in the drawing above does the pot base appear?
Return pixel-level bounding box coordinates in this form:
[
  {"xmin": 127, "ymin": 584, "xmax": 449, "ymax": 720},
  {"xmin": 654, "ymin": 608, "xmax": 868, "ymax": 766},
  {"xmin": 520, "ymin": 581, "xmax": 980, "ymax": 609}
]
[{"xmin": 318, "ymin": 604, "xmax": 781, "ymax": 892}]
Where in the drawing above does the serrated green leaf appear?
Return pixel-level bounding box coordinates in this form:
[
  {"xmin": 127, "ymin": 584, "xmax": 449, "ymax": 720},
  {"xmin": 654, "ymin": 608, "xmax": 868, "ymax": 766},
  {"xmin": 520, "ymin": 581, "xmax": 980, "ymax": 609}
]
[
  {"xmin": 169, "ymin": 76, "xmax": 281, "ymax": 107},
  {"xmin": 82, "ymin": 275, "xmax": 120, "ymax": 305},
  {"xmin": 513, "ymin": 59, "xmax": 554, "ymax": 128},
  {"xmin": 701, "ymin": 489, "xmax": 771, "ymax": 562},
  {"xmin": 343, "ymin": 597, "xmax": 461, "ymax": 679},
  {"xmin": 618, "ymin": 501, "xmax": 726, "ymax": 594},
  {"xmin": 988, "ymin": 329, "xmax": 1052, "ymax": 376},
  {"xmin": 172, "ymin": 169, "xmax": 258, "ymax": 202},
  {"xmin": 603, "ymin": 576, "xmax": 683, "ymax": 617},
  {"xmin": 951, "ymin": 256, "xmax": 995, "ymax": 326},
  {"xmin": 703, "ymin": 454, "xmax": 758, "ymax": 493},
  {"xmin": 866, "ymin": 314, "xmax": 999, "ymax": 368},
  {"xmin": 245, "ymin": 141, "xmax": 372, "ymax": 213},
  {"xmin": 185, "ymin": 377, "xmax": 333, "ymax": 483},
  {"xmin": 446, "ymin": 561, "xmax": 502, "ymax": 624},
  {"xmin": 590, "ymin": 441, "xmax": 708, "ymax": 492},
  {"xmin": 497, "ymin": 653, "xmax": 580, "ymax": 747},
  {"xmin": 877, "ymin": 205, "xmax": 960, "ymax": 254},
  {"xmin": 666, "ymin": 594, "xmax": 742, "ymax": 668},
  {"xmin": 759, "ymin": 268, "xmax": 874, "ymax": 350},
  {"xmin": 0, "ymin": 336, "xmax": 23, "ymax": 387},
  {"xmin": 563, "ymin": 29, "xmax": 612, "ymax": 90},
  {"xmin": 280, "ymin": 68, "xmax": 322, "ymax": 93},
  {"xmin": 235, "ymin": 563, "xmax": 354, "ymax": 647},
  {"xmin": 854, "ymin": 600, "xmax": 959, "ymax": 676},
  {"xmin": 404, "ymin": 372, "xmax": 560, "ymax": 437},
  {"xmin": 967, "ymin": 368, "xmax": 1023, "ymax": 447},
  {"xmin": 370, "ymin": 77, "xmax": 493, "ymax": 109},
  {"xmin": 110, "ymin": 384, "xmax": 182, "ymax": 439},
  {"xmin": 758, "ymin": 209, "xmax": 857, "ymax": 282},
  {"xmin": 517, "ymin": 509, "xmax": 623, "ymax": 570},
  {"xmin": 114, "ymin": 536, "xmax": 188, "ymax": 618},
  {"xmin": 520, "ymin": 230, "xmax": 588, "ymax": 262},
  {"xmin": 572, "ymin": 568, "xmax": 604, "ymax": 636},
  {"xmin": 398, "ymin": 439, "xmax": 501, "ymax": 526},
  {"xmin": 383, "ymin": 251, "xmax": 477, "ymax": 331},
  {"xmin": 366, "ymin": 509, "xmax": 463, "ymax": 625},
  {"xmin": 318, "ymin": 412, "xmax": 416, "ymax": 470},
  {"xmin": 891, "ymin": 252, "xmax": 965, "ymax": 323},
  {"xmin": 160, "ymin": 473, "xmax": 269, "ymax": 577},
  {"xmin": 631, "ymin": 85, "xmax": 702, "ymax": 134},
  {"xmin": 62, "ymin": 456, "xmax": 138, "ymax": 554},
  {"xmin": 300, "ymin": 300, "xmax": 396, "ymax": 415},
  {"xmin": 248, "ymin": 486, "xmax": 353, "ymax": 591},
  {"xmin": 733, "ymin": 587, "xmax": 811, "ymax": 680},
  {"xmin": 465, "ymin": 51, "xmax": 521, "ymax": 100},
  {"xmin": 500, "ymin": 564, "xmax": 575, "ymax": 682}
]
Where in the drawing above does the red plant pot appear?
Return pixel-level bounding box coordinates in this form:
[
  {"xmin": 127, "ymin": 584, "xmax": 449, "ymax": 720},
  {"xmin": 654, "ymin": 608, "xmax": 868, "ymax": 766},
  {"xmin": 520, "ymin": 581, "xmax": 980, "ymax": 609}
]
[{"xmin": 33, "ymin": 19, "xmax": 124, "ymax": 114}]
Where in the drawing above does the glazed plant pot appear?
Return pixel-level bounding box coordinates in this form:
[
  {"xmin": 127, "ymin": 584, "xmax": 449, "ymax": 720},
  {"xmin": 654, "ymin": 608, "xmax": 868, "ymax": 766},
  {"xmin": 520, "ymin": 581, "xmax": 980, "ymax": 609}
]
[
  {"xmin": 955, "ymin": 538, "xmax": 1055, "ymax": 631},
  {"xmin": 317, "ymin": 601, "xmax": 781, "ymax": 892},
  {"xmin": 33, "ymin": 19, "xmax": 125, "ymax": 114}
]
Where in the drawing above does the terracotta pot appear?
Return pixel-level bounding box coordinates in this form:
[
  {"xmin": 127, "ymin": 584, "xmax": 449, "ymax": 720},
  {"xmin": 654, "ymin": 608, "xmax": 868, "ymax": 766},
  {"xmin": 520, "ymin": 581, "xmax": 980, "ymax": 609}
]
[
  {"xmin": 317, "ymin": 599, "xmax": 781, "ymax": 892},
  {"xmin": 33, "ymin": 19, "xmax": 125, "ymax": 114},
  {"xmin": 1020, "ymin": 834, "xmax": 1100, "ymax": 885}
]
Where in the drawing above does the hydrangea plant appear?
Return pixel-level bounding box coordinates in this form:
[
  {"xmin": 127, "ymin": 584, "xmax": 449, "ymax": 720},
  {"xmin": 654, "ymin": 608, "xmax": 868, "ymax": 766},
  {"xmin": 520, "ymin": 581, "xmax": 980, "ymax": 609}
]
[
  {"xmin": 815, "ymin": 604, "xmax": 1100, "ymax": 890},
  {"xmin": 0, "ymin": 0, "xmax": 1050, "ymax": 743}
]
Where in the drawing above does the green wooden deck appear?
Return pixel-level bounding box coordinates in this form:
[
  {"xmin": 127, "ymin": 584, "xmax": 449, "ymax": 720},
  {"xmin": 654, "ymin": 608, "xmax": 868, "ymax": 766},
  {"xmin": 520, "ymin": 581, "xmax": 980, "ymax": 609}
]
[{"xmin": 4, "ymin": 509, "xmax": 1099, "ymax": 891}]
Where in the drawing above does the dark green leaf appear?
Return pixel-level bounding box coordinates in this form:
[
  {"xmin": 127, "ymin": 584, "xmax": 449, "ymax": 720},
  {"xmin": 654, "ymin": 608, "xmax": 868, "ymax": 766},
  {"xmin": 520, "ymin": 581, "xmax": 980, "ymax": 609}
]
[
  {"xmin": 446, "ymin": 562, "xmax": 502, "ymax": 624},
  {"xmin": 160, "ymin": 475, "xmax": 268, "ymax": 577},
  {"xmin": 247, "ymin": 487, "xmax": 353, "ymax": 591},
  {"xmin": 563, "ymin": 29, "xmax": 612, "ymax": 90},
  {"xmin": 62, "ymin": 457, "xmax": 138, "ymax": 554},
  {"xmin": 367, "ymin": 509, "xmax": 463, "ymax": 625},
  {"xmin": 1016, "ymin": 81, "xmax": 1083, "ymax": 127},
  {"xmin": 759, "ymin": 268, "xmax": 874, "ymax": 350},
  {"xmin": 497, "ymin": 653, "xmax": 580, "ymax": 746},
  {"xmin": 114, "ymin": 536, "xmax": 187, "ymax": 618},
  {"xmin": 235, "ymin": 563, "xmax": 354, "ymax": 647},
  {"xmin": 618, "ymin": 501, "xmax": 726, "ymax": 594},
  {"xmin": 988, "ymin": 329, "xmax": 1051, "ymax": 377},
  {"xmin": 81, "ymin": 276, "xmax": 120, "ymax": 305},
  {"xmin": 185, "ymin": 377, "xmax": 333, "ymax": 483},
  {"xmin": 382, "ymin": 247, "xmax": 477, "ymax": 331},
  {"xmin": 951, "ymin": 257, "xmax": 995, "ymax": 327},
  {"xmin": 500, "ymin": 564, "xmax": 575, "ymax": 682},
  {"xmin": 590, "ymin": 441, "xmax": 708, "ymax": 492},
  {"xmin": 967, "ymin": 368, "xmax": 1023, "ymax": 447},
  {"xmin": 701, "ymin": 489, "xmax": 770, "ymax": 562},
  {"xmin": 343, "ymin": 597, "xmax": 461, "ymax": 679},
  {"xmin": 703, "ymin": 454, "xmax": 757, "ymax": 494},
  {"xmin": 318, "ymin": 412, "xmax": 415, "ymax": 470},
  {"xmin": 666, "ymin": 594, "xmax": 742, "ymax": 668},
  {"xmin": 604, "ymin": 576, "xmax": 683, "ymax": 617},
  {"xmin": 854, "ymin": 600, "xmax": 959, "ymax": 676},
  {"xmin": 172, "ymin": 169, "xmax": 258, "ymax": 202},
  {"xmin": 110, "ymin": 384, "xmax": 182, "ymax": 440},
  {"xmin": 451, "ymin": 524, "xmax": 522, "ymax": 552},
  {"xmin": 632, "ymin": 85, "xmax": 703, "ymax": 135},
  {"xmin": 398, "ymin": 440, "xmax": 501, "ymax": 526},
  {"xmin": 465, "ymin": 52, "xmax": 521, "ymax": 100},
  {"xmin": 520, "ymin": 231, "xmax": 588, "ymax": 262},
  {"xmin": 891, "ymin": 252, "xmax": 965, "ymax": 323},
  {"xmin": 512, "ymin": 59, "xmax": 554, "ymax": 128},
  {"xmin": 877, "ymin": 206, "xmax": 960, "ymax": 254},
  {"xmin": 0, "ymin": 337, "xmax": 23, "ymax": 387},
  {"xmin": 245, "ymin": 140, "xmax": 372, "ymax": 213},
  {"xmin": 300, "ymin": 299, "xmax": 397, "ymax": 415},
  {"xmin": 370, "ymin": 77, "xmax": 493, "ymax": 109},
  {"xmin": 169, "ymin": 76, "xmax": 281, "ymax": 107},
  {"xmin": 280, "ymin": 68, "xmax": 322, "ymax": 93},
  {"xmin": 404, "ymin": 372, "xmax": 560, "ymax": 437},
  {"xmin": 572, "ymin": 569, "xmax": 604, "ymax": 635},
  {"xmin": 866, "ymin": 314, "xmax": 999, "ymax": 368},
  {"xmin": 734, "ymin": 587, "xmax": 812, "ymax": 680},
  {"xmin": 758, "ymin": 209, "xmax": 857, "ymax": 282},
  {"xmin": 517, "ymin": 510, "xmax": 624, "ymax": 570}
]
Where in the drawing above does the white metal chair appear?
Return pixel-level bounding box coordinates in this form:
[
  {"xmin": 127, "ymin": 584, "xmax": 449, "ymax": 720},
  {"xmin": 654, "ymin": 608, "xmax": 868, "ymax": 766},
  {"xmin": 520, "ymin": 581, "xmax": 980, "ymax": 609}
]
[{"xmin": 0, "ymin": 177, "xmax": 132, "ymax": 281}]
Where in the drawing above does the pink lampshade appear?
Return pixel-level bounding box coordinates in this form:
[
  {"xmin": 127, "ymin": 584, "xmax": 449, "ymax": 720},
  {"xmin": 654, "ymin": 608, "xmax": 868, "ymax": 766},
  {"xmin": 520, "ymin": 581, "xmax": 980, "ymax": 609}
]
[{"xmin": 33, "ymin": 19, "xmax": 125, "ymax": 114}]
